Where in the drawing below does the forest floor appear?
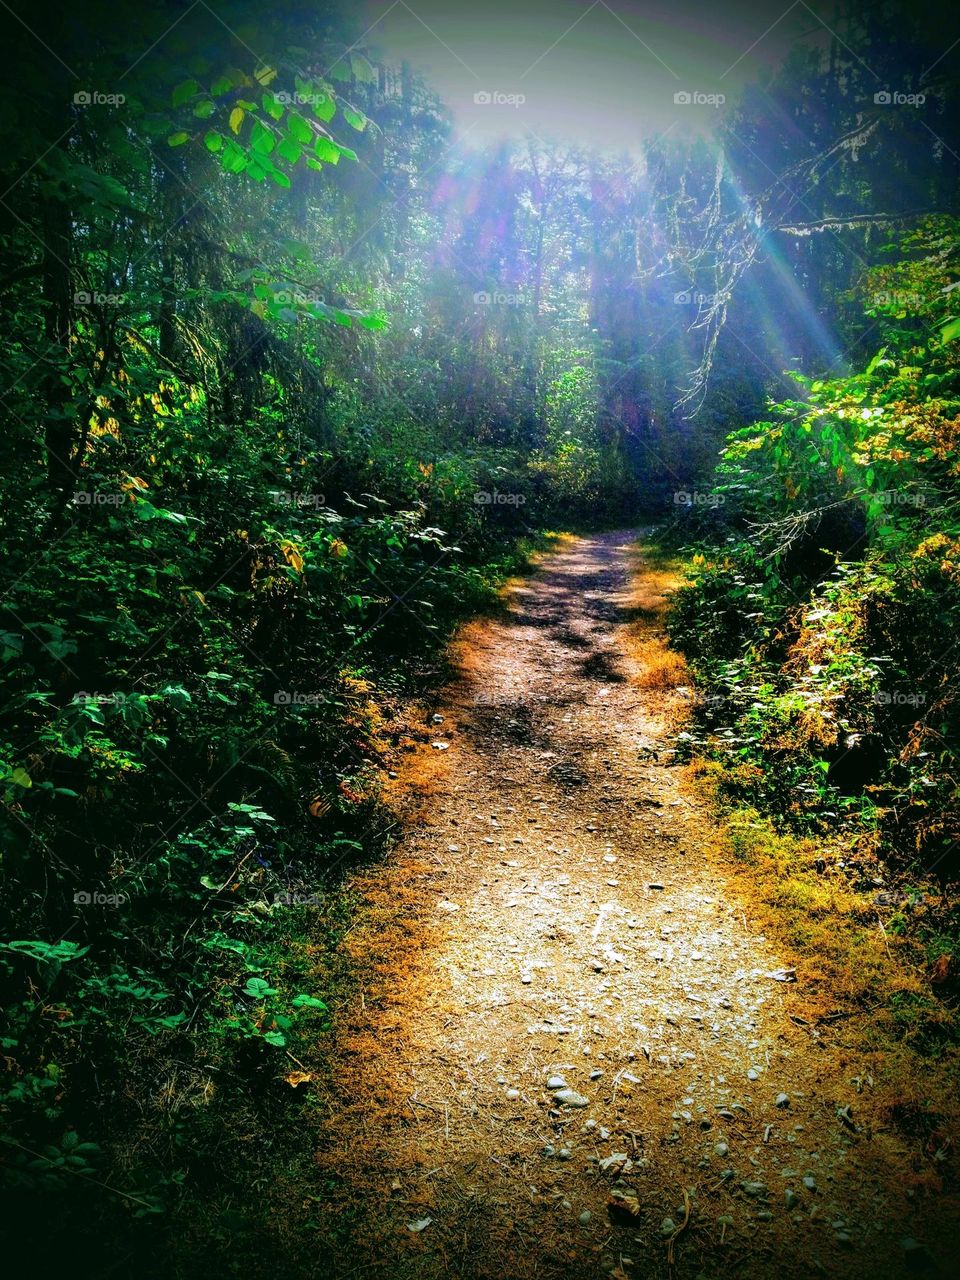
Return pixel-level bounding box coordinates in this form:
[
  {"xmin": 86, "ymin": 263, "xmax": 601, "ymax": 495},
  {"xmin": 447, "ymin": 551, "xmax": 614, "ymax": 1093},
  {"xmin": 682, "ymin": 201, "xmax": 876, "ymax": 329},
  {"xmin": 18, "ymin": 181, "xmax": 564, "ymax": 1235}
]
[{"xmin": 306, "ymin": 532, "xmax": 954, "ymax": 1280}]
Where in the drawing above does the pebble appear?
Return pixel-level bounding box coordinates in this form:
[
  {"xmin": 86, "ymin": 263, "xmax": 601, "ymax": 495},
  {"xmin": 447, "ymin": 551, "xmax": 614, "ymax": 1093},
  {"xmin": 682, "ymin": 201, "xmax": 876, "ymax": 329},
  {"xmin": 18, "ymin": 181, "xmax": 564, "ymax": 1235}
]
[
  {"xmin": 546, "ymin": 1075, "xmax": 567, "ymax": 1090},
  {"xmin": 775, "ymin": 1092, "xmax": 790, "ymax": 1108},
  {"xmin": 505, "ymin": 1088, "xmax": 520, "ymax": 1100},
  {"xmin": 802, "ymin": 1176, "xmax": 817, "ymax": 1191},
  {"xmin": 589, "ymin": 1069, "xmax": 603, "ymax": 1080},
  {"xmin": 579, "ymin": 1210, "xmax": 591, "ymax": 1225},
  {"xmin": 785, "ymin": 1189, "xmax": 798, "ymax": 1210},
  {"xmin": 714, "ymin": 1142, "xmax": 729, "ymax": 1157},
  {"xmin": 747, "ymin": 1068, "xmax": 760, "ymax": 1081},
  {"xmin": 660, "ymin": 1217, "xmax": 676, "ymax": 1237},
  {"xmin": 553, "ymin": 1088, "xmax": 590, "ymax": 1108},
  {"xmin": 558, "ymin": 1148, "xmax": 572, "ymax": 1160}
]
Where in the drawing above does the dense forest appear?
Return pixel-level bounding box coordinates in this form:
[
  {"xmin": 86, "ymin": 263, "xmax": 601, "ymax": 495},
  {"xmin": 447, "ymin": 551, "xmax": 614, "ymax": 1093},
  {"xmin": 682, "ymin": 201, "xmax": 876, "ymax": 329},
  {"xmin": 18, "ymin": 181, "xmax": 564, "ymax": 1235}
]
[{"xmin": 2, "ymin": 0, "xmax": 960, "ymax": 1276}]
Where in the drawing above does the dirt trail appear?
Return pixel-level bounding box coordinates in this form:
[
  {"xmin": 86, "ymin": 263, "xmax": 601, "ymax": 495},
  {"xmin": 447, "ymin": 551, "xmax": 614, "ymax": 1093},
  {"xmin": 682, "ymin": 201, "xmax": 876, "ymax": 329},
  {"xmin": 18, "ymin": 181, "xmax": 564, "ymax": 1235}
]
[{"xmin": 312, "ymin": 533, "xmax": 938, "ymax": 1280}]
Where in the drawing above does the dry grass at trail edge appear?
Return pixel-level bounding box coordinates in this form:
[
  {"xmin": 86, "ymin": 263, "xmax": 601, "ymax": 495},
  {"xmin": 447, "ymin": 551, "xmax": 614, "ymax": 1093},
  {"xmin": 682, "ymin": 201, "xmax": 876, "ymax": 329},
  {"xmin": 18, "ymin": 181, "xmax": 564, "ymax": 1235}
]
[{"xmin": 633, "ymin": 538, "xmax": 960, "ymax": 1171}]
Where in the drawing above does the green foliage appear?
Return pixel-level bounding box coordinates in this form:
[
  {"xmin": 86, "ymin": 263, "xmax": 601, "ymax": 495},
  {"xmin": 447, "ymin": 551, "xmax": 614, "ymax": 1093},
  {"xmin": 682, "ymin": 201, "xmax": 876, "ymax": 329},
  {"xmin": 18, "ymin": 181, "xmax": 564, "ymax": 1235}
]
[{"xmin": 669, "ymin": 219, "xmax": 960, "ymax": 869}]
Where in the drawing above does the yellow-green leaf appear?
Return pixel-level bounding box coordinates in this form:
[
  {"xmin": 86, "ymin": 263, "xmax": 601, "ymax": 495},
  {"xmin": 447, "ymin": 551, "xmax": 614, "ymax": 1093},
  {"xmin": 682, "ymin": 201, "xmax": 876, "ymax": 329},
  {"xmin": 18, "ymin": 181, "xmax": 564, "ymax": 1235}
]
[{"xmin": 313, "ymin": 137, "xmax": 340, "ymax": 164}]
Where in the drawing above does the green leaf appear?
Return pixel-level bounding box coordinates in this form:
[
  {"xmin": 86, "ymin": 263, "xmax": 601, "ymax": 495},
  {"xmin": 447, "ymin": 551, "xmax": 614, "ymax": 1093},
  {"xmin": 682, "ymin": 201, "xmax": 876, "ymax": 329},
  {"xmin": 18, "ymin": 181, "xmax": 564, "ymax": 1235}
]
[
  {"xmin": 204, "ymin": 131, "xmax": 222, "ymax": 153},
  {"xmin": 172, "ymin": 79, "xmax": 200, "ymax": 108},
  {"xmin": 277, "ymin": 137, "xmax": 301, "ymax": 166},
  {"xmin": 167, "ymin": 132, "xmax": 190, "ymax": 147},
  {"xmin": 313, "ymin": 137, "xmax": 340, "ymax": 164},
  {"xmin": 342, "ymin": 106, "xmax": 366, "ymax": 131},
  {"xmin": 311, "ymin": 93, "xmax": 335, "ymax": 123},
  {"xmin": 287, "ymin": 112, "xmax": 312, "ymax": 144},
  {"xmin": 351, "ymin": 54, "xmax": 378, "ymax": 84},
  {"xmin": 250, "ymin": 120, "xmax": 276, "ymax": 154},
  {"xmin": 221, "ymin": 140, "xmax": 247, "ymax": 174},
  {"xmin": 940, "ymin": 317, "xmax": 960, "ymax": 344},
  {"xmin": 291, "ymin": 994, "xmax": 327, "ymax": 1009},
  {"xmin": 262, "ymin": 92, "xmax": 284, "ymax": 121},
  {"xmin": 243, "ymin": 977, "xmax": 277, "ymax": 999}
]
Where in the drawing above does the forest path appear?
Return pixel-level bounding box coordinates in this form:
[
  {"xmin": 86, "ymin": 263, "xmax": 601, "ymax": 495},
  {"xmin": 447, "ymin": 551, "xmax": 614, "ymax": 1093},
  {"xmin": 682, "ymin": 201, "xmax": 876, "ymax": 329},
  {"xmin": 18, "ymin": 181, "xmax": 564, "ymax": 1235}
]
[{"xmin": 311, "ymin": 533, "xmax": 931, "ymax": 1280}]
